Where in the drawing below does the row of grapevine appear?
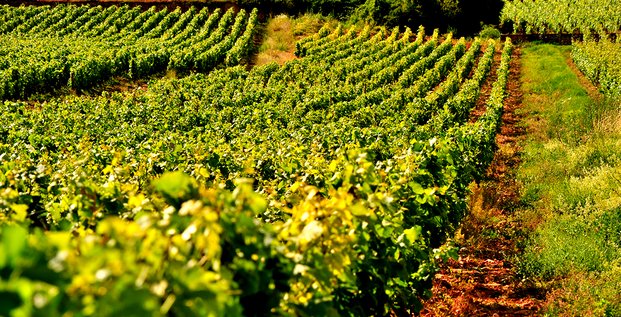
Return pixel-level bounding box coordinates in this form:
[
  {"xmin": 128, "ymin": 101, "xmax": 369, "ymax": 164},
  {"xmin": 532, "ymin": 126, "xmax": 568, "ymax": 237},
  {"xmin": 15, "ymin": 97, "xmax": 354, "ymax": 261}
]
[
  {"xmin": 0, "ymin": 22, "xmax": 513, "ymax": 316},
  {"xmin": 501, "ymin": 0, "xmax": 621, "ymax": 34},
  {"xmin": 0, "ymin": 5, "xmax": 259, "ymax": 99},
  {"xmin": 572, "ymin": 39, "xmax": 621, "ymax": 100}
]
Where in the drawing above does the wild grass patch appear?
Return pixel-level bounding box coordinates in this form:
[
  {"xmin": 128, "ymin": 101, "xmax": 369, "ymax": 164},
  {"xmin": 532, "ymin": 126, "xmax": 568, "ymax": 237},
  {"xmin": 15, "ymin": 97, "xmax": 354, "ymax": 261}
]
[
  {"xmin": 255, "ymin": 14, "xmax": 336, "ymax": 65},
  {"xmin": 517, "ymin": 43, "xmax": 621, "ymax": 316}
]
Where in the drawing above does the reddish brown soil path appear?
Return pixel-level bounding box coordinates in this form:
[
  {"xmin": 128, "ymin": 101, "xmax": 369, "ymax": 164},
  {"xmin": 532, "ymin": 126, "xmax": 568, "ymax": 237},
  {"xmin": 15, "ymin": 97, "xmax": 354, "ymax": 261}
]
[{"xmin": 419, "ymin": 48, "xmax": 546, "ymax": 317}]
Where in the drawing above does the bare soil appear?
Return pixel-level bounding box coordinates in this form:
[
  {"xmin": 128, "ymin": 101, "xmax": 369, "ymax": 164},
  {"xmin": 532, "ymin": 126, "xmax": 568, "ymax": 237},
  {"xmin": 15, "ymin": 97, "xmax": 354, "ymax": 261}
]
[{"xmin": 420, "ymin": 47, "xmax": 547, "ymax": 317}]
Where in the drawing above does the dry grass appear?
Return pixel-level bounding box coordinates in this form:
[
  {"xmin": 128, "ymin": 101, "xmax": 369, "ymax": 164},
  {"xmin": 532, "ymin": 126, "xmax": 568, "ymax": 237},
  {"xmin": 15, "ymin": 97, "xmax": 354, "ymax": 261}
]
[
  {"xmin": 593, "ymin": 105, "xmax": 621, "ymax": 134},
  {"xmin": 543, "ymin": 267, "xmax": 621, "ymax": 317},
  {"xmin": 254, "ymin": 14, "xmax": 336, "ymax": 66},
  {"xmin": 255, "ymin": 15, "xmax": 300, "ymax": 66},
  {"xmin": 255, "ymin": 50, "xmax": 297, "ymax": 66},
  {"xmin": 261, "ymin": 15, "xmax": 296, "ymax": 52}
]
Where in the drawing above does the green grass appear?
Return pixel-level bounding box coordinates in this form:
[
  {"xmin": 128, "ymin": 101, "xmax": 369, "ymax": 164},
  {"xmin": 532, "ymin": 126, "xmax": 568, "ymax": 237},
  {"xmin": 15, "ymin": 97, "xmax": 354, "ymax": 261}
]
[{"xmin": 517, "ymin": 44, "xmax": 621, "ymax": 316}]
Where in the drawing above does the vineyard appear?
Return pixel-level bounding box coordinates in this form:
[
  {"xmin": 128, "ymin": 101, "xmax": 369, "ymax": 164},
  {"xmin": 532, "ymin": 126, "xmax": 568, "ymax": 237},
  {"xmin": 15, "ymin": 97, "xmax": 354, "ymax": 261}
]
[
  {"xmin": 572, "ymin": 39, "xmax": 621, "ymax": 100},
  {"xmin": 501, "ymin": 0, "xmax": 621, "ymax": 34},
  {"xmin": 0, "ymin": 4, "xmax": 517, "ymax": 314},
  {"xmin": 500, "ymin": 0, "xmax": 621, "ymax": 99},
  {"xmin": 0, "ymin": 4, "xmax": 258, "ymax": 99}
]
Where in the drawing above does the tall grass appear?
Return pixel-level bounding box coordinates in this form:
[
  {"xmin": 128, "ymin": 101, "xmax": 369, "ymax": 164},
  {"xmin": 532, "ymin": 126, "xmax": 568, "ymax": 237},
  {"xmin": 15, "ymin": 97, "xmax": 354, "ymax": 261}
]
[{"xmin": 255, "ymin": 13, "xmax": 336, "ymax": 65}]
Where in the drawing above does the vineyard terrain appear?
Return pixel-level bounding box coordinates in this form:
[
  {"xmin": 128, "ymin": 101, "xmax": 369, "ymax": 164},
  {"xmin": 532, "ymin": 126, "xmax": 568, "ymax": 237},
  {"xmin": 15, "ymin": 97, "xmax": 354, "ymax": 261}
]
[
  {"xmin": 0, "ymin": 2, "xmax": 620, "ymax": 316},
  {"xmin": 0, "ymin": 6, "xmax": 515, "ymax": 315}
]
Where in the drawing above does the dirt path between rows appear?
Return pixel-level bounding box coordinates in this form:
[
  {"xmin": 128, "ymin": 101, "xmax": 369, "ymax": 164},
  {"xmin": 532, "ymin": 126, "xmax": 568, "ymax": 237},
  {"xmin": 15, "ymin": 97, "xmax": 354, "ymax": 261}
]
[{"xmin": 419, "ymin": 47, "xmax": 547, "ymax": 316}]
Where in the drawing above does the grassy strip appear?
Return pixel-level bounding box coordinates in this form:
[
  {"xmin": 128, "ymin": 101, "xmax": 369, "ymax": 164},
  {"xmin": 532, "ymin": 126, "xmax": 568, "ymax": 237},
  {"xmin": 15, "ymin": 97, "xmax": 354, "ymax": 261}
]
[{"xmin": 517, "ymin": 44, "xmax": 621, "ymax": 316}]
